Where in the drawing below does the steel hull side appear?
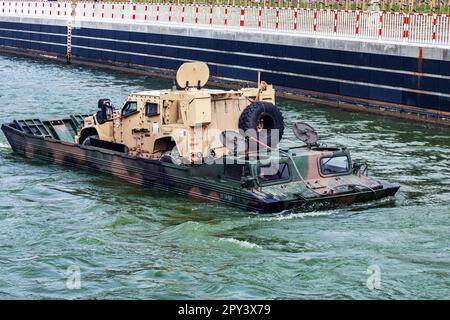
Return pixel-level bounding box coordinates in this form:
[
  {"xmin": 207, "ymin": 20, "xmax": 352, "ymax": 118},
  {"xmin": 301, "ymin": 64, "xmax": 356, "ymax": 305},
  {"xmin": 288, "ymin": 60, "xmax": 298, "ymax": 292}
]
[{"xmin": 1, "ymin": 124, "xmax": 266, "ymax": 211}]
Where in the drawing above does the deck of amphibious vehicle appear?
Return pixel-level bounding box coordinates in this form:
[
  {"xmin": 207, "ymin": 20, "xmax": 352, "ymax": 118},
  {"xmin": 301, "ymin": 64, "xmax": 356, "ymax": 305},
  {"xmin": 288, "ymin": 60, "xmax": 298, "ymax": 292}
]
[{"xmin": 1, "ymin": 62, "xmax": 399, "ymax": 213}]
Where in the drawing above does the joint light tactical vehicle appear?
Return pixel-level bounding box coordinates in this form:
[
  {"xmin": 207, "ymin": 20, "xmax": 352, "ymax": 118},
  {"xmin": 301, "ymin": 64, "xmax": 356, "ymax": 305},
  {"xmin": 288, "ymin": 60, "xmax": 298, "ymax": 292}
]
[{"xmin": 1, "ymin": 62, "xmax": 399, "ymax": 213}]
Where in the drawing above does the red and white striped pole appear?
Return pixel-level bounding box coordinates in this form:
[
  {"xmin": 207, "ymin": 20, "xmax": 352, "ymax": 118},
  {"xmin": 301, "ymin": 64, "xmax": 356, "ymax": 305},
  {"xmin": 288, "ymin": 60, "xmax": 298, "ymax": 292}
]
[
  {"xmin": 144, "ymin": 5, "xmax": 148, "ymax": 21},
  {"xmin": 258, "ymin": 7, "xmax": 262, "ymax": 29},
  {"xmin": 224, "ymin": 6, "xmax": 228, "ymax": 26},
  {"xmin": 432, "ymin": 14, "xmax": 437, "ymax": 43},
  {"xmin": 121, "ymin": 5, "xmax": 124, "ymax": 20},
  {"xmin": 181, "ymin": 5, "xmax": 185, "ymax": 23},
  {"xmin": 195, "ymin": 5, "xmax": 198, "ymax": 24},
  {"xmin": 275, "ymin": 8, "xmax": 279, "ymax": 29},
  {"xmin": 169, "ymin": 4, "xmax": 172, "ymax": 22},
  {"xmin": 355, "ymin": 11, "xmax": 360, "ymax": 36},
  {"xmin": 294, "ymin": 8, "xmax": 298, "ymax": 31},
  {"xmin": 333, "ymin": 10, "xmax": 338, "ymax": 34},
  {"xmin": 111, "ymin": 4, "xmax": 114, "ymax": 19},
  {"xmin": 156, "ymin": 5, "xmax": 159, "ymax": 21},
  {"xmin": 240, "ymin": 7, "xmax": 244, "ymax": 28},
  {"xmin": 313, "ymin": 9, "xmax": 317, "ymax": 32},
  {"xmin": 403, "ymin": 13, "xmax": 409, "ymax": 41},
  {"xmin": 378, "ymin": 12, "xmax": 383, "ymax": 39},
  {"xmin": 209, "ymin": 5, "xmax": 213, "ymax": 25},
  {"xmin": 132, "ymin": 4, "xmax": 136, "ymax": 20}
]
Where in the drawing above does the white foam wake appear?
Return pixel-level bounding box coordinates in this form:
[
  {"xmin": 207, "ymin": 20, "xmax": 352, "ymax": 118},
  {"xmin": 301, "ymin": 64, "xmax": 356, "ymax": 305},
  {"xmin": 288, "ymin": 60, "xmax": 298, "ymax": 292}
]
[
  {"xmin": 219, "ymin": 238, "xmax": 262, "ymax": 249},
  {"xmin": 257, "ymin": 210, "xmax": 334, "ymax": 222}
]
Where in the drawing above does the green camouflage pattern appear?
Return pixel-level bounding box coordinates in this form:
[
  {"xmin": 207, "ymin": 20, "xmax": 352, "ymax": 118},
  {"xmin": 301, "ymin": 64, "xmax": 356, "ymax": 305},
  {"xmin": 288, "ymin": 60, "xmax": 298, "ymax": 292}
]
[{"xmin": 1, "ymin": 116, "xmax": 399, "ymax": 213}]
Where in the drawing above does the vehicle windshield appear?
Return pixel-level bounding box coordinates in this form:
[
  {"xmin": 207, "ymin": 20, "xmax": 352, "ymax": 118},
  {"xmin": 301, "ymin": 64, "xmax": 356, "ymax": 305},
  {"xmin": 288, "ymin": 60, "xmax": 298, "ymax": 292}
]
[
  {"xmin": 320, "ymin": 156, "xmax": 350, "ymax": 175},
  {"xmin": 258, "ymin": 163, "xmax": 290, "ymax": 183}
]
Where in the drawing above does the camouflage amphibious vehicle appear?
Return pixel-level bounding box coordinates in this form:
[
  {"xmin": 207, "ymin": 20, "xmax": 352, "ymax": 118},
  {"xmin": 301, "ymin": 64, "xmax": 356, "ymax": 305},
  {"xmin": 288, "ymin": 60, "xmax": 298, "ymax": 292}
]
[{"xmin": 1, "ymin": 62, "xmax": 399, "ymax": 213}]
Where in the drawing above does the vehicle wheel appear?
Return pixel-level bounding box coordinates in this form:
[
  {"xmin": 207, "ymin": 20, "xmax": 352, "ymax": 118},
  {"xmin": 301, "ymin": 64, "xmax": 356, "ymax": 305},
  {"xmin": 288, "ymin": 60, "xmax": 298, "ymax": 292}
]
[
  {"xmin": 82, "ymin": 135, "xmax": 99, "ymax": 146},
  {"xmin": 238, "ymin": 101, "xmax": 284, "ymax": 147},
  {"xmin": 159, "ymin": 148, "xmax": 187, "ymax": 165}
]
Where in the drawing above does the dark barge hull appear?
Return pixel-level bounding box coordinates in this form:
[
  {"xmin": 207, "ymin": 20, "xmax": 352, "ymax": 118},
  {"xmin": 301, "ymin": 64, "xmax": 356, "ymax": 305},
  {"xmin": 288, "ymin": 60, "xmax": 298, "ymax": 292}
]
[{"xmin": 1, "ymin": 122, "xmax": 399, "ymax": 213}]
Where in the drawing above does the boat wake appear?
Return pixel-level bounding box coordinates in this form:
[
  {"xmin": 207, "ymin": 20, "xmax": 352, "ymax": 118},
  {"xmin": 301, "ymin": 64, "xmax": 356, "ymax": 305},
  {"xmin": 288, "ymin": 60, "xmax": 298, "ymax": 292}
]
[
  {"xmin": 219, "ymin": 237, "xmax": 262, "ymax": 249},
  {"xmin": 257, "ymin": 210, "xmax": 334, "ymax": 222}
]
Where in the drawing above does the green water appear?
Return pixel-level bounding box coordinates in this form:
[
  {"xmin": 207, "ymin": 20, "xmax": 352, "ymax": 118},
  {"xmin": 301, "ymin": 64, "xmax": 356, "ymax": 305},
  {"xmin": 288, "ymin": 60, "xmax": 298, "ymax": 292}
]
[{"xmin": 0, "ymin": 54, "xmax": 449, "ymax": 299}]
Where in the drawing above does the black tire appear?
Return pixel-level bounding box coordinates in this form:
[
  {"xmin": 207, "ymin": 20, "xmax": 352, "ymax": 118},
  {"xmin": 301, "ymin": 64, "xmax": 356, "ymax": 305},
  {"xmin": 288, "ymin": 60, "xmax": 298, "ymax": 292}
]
[
  {"xmin": 159, "ymin": 148, "xmax": 188, "ymax": 165},
  {"xmin": 82, "ymin": 135, "xmax": 99, "ymax": 146},
  {"xmin": 238, "ymin": 101, "xmax": 284, "ymax": 147}
]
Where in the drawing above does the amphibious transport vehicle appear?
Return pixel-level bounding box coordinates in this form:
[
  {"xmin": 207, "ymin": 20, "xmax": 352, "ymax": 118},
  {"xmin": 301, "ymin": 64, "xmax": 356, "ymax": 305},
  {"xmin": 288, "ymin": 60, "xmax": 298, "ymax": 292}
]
[{"xmin": 1, "ymin": 62, "xmax": 399, "ymax": 213}]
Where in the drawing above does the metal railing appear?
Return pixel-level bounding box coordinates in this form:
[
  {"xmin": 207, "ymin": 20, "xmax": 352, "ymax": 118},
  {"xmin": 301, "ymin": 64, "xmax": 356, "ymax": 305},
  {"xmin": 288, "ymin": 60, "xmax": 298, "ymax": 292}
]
[{"xmin": 1, "ymin": 1, "xmax": 449, "ymax": 45}]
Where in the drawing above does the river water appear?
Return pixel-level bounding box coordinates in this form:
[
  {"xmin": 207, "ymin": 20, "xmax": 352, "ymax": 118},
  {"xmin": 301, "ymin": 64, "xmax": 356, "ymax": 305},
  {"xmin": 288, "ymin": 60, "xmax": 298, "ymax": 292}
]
[{"xmin": 0, "ymin": 54, "xmax": 449, "ymax": 299}]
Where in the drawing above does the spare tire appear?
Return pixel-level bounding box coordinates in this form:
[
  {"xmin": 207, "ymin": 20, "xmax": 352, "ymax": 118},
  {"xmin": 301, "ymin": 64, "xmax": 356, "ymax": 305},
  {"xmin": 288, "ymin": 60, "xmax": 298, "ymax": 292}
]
[{"xmin": 238, "ymin": 101, "xmax": 284, "ymax": 147}]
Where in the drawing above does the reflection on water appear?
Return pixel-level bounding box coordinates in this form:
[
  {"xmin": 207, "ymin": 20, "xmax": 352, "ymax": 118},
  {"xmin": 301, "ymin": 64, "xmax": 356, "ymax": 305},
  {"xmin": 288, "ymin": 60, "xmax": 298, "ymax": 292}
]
[{"xmin": 0, "ymin": 54, "xmax": 449, "ymax": 299}]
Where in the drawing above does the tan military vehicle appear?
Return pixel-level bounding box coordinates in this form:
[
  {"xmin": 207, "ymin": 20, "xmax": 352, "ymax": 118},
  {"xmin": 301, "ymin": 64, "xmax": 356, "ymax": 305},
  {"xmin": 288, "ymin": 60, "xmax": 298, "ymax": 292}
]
[{"xmin": 75, "ymin": 62, "xmax": 282, "ymax": 163}]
